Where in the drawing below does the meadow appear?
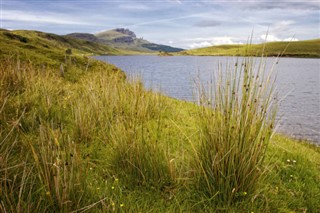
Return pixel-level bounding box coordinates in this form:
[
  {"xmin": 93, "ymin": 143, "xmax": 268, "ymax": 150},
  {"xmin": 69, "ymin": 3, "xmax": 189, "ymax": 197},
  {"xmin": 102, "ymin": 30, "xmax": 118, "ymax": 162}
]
[
  {"xmin": 183, "ymin": 39, "xmax": 320, "ymax": 58},
  {"xmin": 0, "ymin": 30, "xmax": 320, "ymax": 212}
]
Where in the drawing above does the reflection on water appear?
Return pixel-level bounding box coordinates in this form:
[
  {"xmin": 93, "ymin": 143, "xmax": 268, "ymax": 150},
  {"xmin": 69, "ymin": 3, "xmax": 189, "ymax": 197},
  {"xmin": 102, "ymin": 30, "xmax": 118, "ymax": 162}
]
[{"xmin": 95, "ymin": 56, "xmax": 320, "ymax": 144}]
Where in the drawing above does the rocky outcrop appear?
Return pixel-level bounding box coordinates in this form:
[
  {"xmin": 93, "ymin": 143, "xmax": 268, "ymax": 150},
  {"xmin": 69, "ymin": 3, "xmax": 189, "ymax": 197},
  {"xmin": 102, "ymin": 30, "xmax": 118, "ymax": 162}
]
[
  {"xmin": 114, "ymin": 28, "xmax": 136, "ymax": 38},
  {"xmin": 66, "ymin": 33, "xmax": 99, "ymax": 42},
  {"xmin": 66, "ymin": 28, "xmax": 184, "ymax": 53},
  {"xmin": 112, "ymin": 36, "xmax": 134, "ymax": 44}
]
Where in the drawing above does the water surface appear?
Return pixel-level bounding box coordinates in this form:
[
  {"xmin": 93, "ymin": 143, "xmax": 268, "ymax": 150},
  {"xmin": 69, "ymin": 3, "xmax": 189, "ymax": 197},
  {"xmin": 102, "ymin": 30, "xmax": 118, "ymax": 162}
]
[{"xmin": 95, "ymin": 55, "xmax": 320, "ymax": 143}]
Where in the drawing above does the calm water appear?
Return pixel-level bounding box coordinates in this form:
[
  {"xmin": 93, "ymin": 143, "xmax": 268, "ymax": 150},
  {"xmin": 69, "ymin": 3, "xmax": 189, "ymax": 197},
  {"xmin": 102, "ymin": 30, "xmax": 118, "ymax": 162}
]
[{"xmin": 95, "ymin": 56, "xmax": 320, "ymax": 144}]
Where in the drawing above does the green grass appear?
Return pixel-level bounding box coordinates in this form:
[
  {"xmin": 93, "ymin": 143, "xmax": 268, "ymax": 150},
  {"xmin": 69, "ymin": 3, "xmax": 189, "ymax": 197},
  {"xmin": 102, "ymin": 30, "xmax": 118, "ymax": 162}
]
[
  {"xmin": 1, "ymin": 33, "xmax": 319, "ymax": 212},
  {"xmin": 183, "ymin": 39, "xmax": 320, "ymax": 58},
  {"xmin": 0, "ymin": 29, "xmax": 147, "ymax": 65},
  {"xmin": 194, "ymin": 56, "xmax": 277, "ymax": 205}
]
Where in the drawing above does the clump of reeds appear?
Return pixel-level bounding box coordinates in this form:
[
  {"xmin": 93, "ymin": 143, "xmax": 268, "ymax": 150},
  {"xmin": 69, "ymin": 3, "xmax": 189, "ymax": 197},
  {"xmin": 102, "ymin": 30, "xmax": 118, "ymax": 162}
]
[
  {"xmin": 194, "ymin": 55, "xmax": 278, "ymax": 204},
  {"xmin": 72, "ymin": 71, "xmax": 174, "ymax": 189},
  {"xmin": 0, "ymin": 59, "xmax": 40, "ymax": 212},
  {"xmin": 29, "ymin": 124, "xmax": 86, "ymax": 211}
]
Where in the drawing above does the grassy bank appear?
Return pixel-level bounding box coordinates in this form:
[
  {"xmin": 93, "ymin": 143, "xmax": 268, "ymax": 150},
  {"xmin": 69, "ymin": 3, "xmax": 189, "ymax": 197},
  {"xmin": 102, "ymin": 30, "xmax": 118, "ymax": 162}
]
[
  {"xmin": 0, "ymin": 29, "xmax": 149, "ymax": 64},
  {"xmin": 182, "ymin": 39, "xmax": 320, "ymax": 58},
  {"xmin": 1, "ymin": 37, "xmax": 320, "ymax": 212}
]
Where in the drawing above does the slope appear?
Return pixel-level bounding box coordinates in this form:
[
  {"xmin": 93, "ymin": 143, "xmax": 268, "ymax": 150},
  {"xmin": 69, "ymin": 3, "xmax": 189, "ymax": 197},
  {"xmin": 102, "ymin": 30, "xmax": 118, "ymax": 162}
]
[
  {"xmin": 183, "ymin": 39, "xmax": 320, "ymax": 58},
  {"xmin": 0, "ymin": 29, "xmax": 123, "ymax": 66},
  {"xmin": 69, "ymin": 28, "xmax": 184, "ymax": 53},
  {"xmin": 1, "ymin": 28, "xmax": 319, "ymax": 213}
]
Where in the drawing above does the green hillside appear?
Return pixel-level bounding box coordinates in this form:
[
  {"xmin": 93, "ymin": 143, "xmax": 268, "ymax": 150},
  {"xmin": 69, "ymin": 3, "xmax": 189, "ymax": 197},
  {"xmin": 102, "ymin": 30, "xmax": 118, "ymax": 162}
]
[
  {"xmin": 0, "ymin": 29, "xmax": 150, "ymax": 64},
  {"xmin": 1, "ymin": 29, "xmax": 319, "ymax": 212},
  {"xmin": 183, "ymin": 39, "xmax": 320, "ymax": 58},
  {"xmin": 0, "ymin": 29, "xmax": 125, "ymax": 64},
  {"xmin": 93, "ymin": 28, "xmax": 184, "ymax": 52}
]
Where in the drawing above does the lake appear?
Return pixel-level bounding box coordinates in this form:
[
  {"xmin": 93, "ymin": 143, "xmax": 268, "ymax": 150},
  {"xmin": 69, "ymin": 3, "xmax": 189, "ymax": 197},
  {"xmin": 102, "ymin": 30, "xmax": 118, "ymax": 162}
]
[{"xmin": 95, "ymin": 55, "xmax": 320, "ymax": 144}]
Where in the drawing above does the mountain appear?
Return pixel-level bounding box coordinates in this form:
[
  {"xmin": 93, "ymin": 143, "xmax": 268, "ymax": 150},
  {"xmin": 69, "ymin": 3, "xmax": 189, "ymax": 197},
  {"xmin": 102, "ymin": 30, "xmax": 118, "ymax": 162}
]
[
  {"xmin": 65, "ymin": 33, "xmax": 101, "ymax": 43},
  {"xmin": 67, "ymin": 28, "xmax": 184, "ymax": 53},
  {"xmin": 182, "ymin": 39, "xmax": 320, "ymax": 58},
  {"xmin": 0, "ymin": 29, "xmax": 124, "ymax": 66}
]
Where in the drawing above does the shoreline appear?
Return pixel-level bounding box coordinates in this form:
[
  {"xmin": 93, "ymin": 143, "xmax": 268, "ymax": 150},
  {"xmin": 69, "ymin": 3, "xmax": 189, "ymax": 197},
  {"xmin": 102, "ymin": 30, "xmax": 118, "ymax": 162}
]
[{"xmin": 93, "ymin": 55, "xmax": 320, "ymax": 145}]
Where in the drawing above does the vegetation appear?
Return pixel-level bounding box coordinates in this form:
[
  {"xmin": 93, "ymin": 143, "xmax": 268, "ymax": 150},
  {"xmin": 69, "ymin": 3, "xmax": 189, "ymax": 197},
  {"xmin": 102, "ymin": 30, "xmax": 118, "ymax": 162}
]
[
  {"xmin": 158, "ymin": 51, "xmax": 173, "ymax": 56},
  {"xmin": 0, "ymin": 32, "xmax": 319, "ymax": 212},
  {"xmin": 0, "ymin": 29, "xmax": 147, "ymax": 64},
  {"xmin": 183, "ymin": 39, "xmax": 320, "ymax": 58},
  {"xmin": 194, "ymin": 56, "xmax": 277, "ymax": 205},
  {"xmin": 93, "ymin": 28, "xmax": 184, "ymax": 53}
]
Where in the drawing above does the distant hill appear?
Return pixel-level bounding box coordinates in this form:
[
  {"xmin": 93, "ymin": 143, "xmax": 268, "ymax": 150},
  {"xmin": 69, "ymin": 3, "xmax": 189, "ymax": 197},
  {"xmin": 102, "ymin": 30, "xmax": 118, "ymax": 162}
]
[
  {"xmin": 67, "ymin": 28, "xmax": 184, "ymax": 53},
  {"xmin": 0, "ymin": 29, "xmax": 124, "ymax": 66},
  {"xmin": 183, "ymin": 39, "xmax": 320, "ymax": 58},
  {"xmin": 65, "ymin": 33, "xmax": 101, "ymax": 43}
]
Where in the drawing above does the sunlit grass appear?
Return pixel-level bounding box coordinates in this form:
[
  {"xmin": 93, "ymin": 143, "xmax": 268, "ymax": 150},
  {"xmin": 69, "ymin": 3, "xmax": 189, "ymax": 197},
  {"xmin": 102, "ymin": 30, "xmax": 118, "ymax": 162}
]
[
  {"xmin": 184, "ymin": 39, "xmax": 320, "ymax": 58},
  {"xmin": 193, "ymin": 55, "xmax": 277, "ymax": 205},
  {"xmin": 0, "ymin": 54, "xmax": 319, "ymax": 212}
]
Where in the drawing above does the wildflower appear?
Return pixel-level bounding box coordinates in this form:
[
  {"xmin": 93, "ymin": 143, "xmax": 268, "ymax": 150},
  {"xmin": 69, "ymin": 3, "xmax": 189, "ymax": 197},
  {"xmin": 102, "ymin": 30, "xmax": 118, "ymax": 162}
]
[
  {"xmin": 293, "ymin": 160, "xmax": 296, "ymax": 163},
  {"xmin": 111, "ymin": 186, "xmax": 115, "ymax": 190},
  {"xmin": 120, "ymin": 203, "xmax": 124, "ymax": 207},
  {"xmin": 287, "ymin": 159, "xmax": 290, "ymax": 163},
  {"xmin": 111, "ymin": 202, "xmax": 115, "ymax": 206},
  {"xmin": 115, "ymin": 178, "xmax": 119, "ymax": 182},
  {"xmin": 243, "ymin": 192, "xmax": 247, "ymax": 195},
  {"xmin": 46, "ymin": 191, "xmax": 51, "ymax": 196},
  {"xmin": 90, "ymin": 167, "xmax": 93, "ymax": 170}
]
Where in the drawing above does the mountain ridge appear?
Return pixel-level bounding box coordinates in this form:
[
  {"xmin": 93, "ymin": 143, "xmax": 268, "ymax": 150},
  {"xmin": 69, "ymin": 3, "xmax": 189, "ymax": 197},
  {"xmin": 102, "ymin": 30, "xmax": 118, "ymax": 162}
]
[
  {"xmin": 66, "ymin": 28, "xmax": 184, "ymax": 53},
  {"xmin": 0, "ymin": 29, "xmax": 135, "ymax": 67}
]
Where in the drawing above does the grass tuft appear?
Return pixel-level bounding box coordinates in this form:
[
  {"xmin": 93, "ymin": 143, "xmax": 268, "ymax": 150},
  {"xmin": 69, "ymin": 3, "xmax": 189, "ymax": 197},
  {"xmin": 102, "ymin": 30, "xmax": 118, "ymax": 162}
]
[{"xmin": 194, "ymin": 55, "xmax": 278, "ymax": 204}]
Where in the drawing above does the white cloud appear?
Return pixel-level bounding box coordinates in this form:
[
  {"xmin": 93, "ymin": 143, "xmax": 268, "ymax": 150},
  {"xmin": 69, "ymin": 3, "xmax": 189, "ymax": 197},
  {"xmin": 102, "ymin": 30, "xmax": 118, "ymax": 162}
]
[
  {"xmin": 260, "ymin": 34, "xmax": 299, "ymax": 42},
  {"xmin": 167, "ymin": 0, "xmax": 182, "ymax": 4},
  {"xmin": 271, "ymin": 20, "xmax": 295, "ymax": 32},
  {"xmin": 283, "ymin": 37, "xmax": 299, "ymax": 42},
  {"xmin": 189, "ymin": 41, "xmax": 212, "ymax": 49},
  {"xmin": 2, "ymin": 10, "xmax": 91, "ymax": 25},
  {"xmin": 188, "ymin": 36, "xmax": 243, "ymax": 48},
  {"xmin": 260, "ymin": 34, "xmax": 281, "ymax": 42},
  {"xmin": 118, "ymin": 4, "xmax": 151, "ymax": 11}
]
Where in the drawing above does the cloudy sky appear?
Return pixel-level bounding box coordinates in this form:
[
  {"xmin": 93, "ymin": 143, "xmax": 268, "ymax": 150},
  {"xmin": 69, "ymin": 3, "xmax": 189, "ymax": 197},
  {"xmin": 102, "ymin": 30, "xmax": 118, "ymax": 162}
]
[{"xmin": 1, "ymin": 0, "xmax": 319, "ymax": 49}]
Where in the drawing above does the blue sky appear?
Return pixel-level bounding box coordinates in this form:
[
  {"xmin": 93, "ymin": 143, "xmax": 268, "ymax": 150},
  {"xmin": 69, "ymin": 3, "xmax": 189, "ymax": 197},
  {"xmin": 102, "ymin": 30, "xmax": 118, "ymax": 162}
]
[{"xmin": 1, "ymin": 0, "xmax": 319, "ymax": 49}]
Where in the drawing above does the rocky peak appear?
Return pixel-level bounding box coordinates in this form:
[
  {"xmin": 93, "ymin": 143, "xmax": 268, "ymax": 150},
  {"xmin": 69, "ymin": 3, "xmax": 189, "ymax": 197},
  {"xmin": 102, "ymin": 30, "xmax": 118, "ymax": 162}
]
[{"xmin": 114, "ymin": 28, "xmax": 136, "ymax": 38}]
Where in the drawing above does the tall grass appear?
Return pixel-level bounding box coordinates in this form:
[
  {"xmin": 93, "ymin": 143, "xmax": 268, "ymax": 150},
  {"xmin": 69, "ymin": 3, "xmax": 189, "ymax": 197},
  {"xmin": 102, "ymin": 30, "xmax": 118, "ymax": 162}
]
[
  {"xmin": 1, "ymin": 53, "xmax": 319, "ymax": 212},
  {"xmin": 0, "ymin": 57, "xmax": 173, "ymax": 211},
  {"xmin": 28, "ymin": 124, "xmax": 86, "ymax": 211},
  {"xmin": 194, "ymin": 55, "xmax": 278, "ymax": 204},
  {"xmin": 71, "ymin": 72, "xmax": 174, "ymax": 188}
]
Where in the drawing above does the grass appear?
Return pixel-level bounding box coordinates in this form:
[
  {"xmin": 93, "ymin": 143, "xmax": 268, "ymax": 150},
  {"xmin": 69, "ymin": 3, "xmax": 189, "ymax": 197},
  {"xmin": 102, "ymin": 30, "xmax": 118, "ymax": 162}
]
[
  {"xmin": 182, "ymin": 39, "xmax": 320, "ymax": 58},
  {"xmin": 0, "ymin": 29, "xmax": 147, "ymax": 65},
  {"xmin": 0, "ymin": 33, "xmax": 319, "ymax": 212},
  {"xmin": 194, "ymin": 55, "xmax": 277, "ymax": 205}
]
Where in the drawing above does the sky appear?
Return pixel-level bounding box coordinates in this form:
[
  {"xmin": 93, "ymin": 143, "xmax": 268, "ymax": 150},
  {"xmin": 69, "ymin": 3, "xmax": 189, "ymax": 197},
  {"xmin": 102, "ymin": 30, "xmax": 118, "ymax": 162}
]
[{"xmin": 1, "ymin": 0, "xmax": 319, "ymax": 49}]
